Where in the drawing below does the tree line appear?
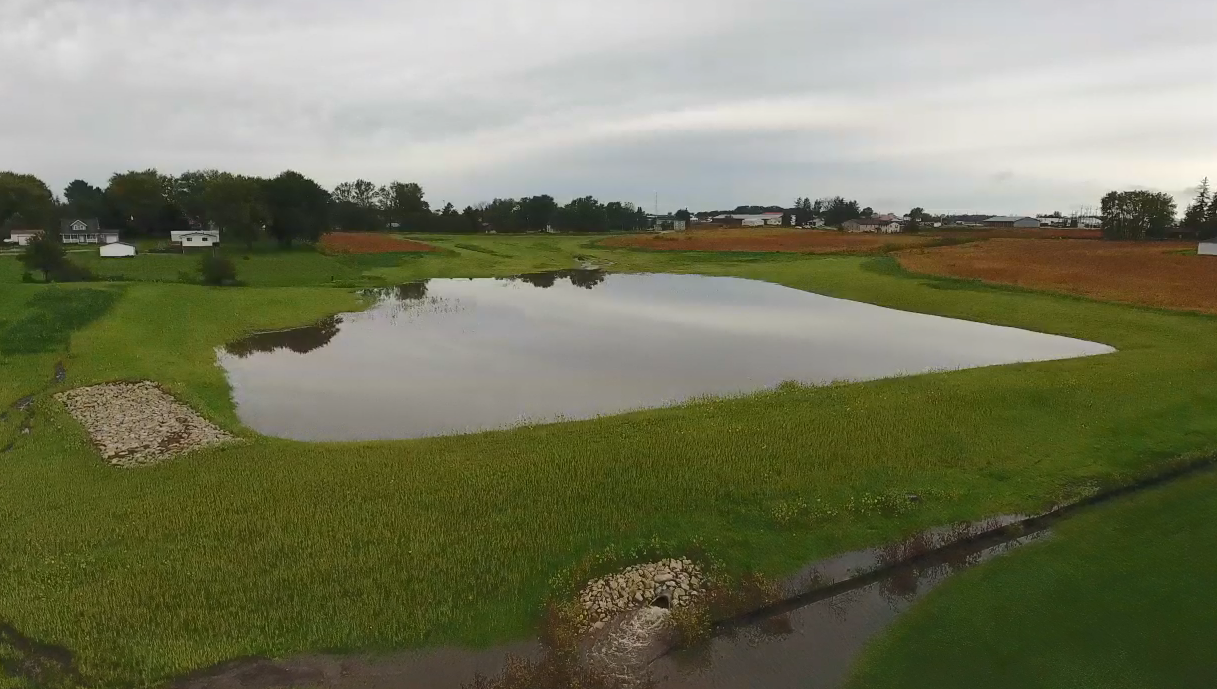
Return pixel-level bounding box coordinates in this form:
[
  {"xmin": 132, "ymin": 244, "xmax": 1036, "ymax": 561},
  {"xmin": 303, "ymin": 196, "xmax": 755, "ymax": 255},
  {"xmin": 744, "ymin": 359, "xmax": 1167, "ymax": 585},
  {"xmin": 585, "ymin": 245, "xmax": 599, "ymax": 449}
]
[{"xmin": 0, "ymin": 170, "xmax": 650, "ymax": 247}]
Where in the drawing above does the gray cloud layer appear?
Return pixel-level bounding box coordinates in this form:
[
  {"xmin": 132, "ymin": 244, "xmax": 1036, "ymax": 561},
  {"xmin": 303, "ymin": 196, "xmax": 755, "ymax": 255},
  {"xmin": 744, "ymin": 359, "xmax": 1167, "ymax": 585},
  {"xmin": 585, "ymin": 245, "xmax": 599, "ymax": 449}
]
[{"xmin": 4, "ymin": 0, "xmax": 1216, "ymax": 213}]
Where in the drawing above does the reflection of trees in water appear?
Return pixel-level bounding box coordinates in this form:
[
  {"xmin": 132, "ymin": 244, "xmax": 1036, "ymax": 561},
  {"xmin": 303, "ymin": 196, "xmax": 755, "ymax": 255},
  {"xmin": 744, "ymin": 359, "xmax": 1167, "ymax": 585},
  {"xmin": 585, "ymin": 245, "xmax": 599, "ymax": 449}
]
[
  {"xmin": 225, "ymin": 316, "xmax": 342, "ymax": 358},
  {"xmin": 362, "ymin": 280, "xmax": 430, "ymax": 302},
  {"xmin": 513, "ymin": 269, "xmax": 606, "ymax": 290}
]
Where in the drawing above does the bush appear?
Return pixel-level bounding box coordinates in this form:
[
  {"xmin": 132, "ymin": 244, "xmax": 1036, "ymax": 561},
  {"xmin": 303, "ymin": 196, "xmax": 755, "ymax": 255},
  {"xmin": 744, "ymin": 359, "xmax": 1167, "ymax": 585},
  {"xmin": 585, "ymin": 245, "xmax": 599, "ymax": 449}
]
[
  {"xmin": 47, "ymin": 260, "xmax": 95, "ymax": 283},
  {"xmin": 198, "ymin": 254, "xmax": 238, "ymax": 286},
  {"xmin": 20, "ymin": 271, "xmax": 35, "ymax": 283}
]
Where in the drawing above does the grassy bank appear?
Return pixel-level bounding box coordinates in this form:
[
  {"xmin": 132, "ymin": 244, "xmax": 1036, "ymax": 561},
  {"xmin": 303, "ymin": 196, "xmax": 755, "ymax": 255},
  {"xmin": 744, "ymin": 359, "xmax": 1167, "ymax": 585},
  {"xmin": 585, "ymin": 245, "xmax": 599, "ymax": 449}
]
[
  {"xmin": 1, "ymin": 237, "xmax": 1215, "ymax": 686},
  {"xmin": 848, "ymin": 467, "xmax": 1217, "ymax": 689}
]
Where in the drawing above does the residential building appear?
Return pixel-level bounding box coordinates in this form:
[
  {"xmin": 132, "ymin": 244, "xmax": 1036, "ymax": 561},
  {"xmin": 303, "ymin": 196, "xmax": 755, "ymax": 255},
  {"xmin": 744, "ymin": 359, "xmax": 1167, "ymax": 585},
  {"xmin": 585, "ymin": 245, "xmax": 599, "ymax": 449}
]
[
  {"xmin": 4, "ymin": 229, "xmax": 42, "ymax": 246},
  {"xmin": 984, "ymin": 216, "xmax": 1042, "ymax": 229},
  {"xmin": 842, "ymin": 218, "xmax": 902, "ymax": 234},
  {"xmin": 61, "ymin": 218, "xmax": 120, "ymax": 244},
  {"xmin": 171, "ymin": 229, "xmax": 221, "ymax": 247}
]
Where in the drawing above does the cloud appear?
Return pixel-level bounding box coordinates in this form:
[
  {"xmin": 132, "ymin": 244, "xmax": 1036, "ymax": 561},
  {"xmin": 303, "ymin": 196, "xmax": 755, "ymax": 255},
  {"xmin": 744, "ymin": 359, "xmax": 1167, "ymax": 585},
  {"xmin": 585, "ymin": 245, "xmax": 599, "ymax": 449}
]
[{"xmin": 3, "ymin": 0, "xmax": 1216, "ymax": 214}]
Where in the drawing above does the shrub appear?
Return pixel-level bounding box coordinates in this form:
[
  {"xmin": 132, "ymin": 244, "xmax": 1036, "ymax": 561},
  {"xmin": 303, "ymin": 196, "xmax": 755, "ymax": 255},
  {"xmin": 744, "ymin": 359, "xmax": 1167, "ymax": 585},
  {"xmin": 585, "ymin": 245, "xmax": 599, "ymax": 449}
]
[
  {"xmin": 20, "ymin": 271, "xmax": 35, "ymax": 283},
  {"xmin": 47, "ymin": 260, "xmax": 95, "ymax": 283},
  {"xmin": 198, "ymin": 254, "xmax": 238, "ymax": 286}
]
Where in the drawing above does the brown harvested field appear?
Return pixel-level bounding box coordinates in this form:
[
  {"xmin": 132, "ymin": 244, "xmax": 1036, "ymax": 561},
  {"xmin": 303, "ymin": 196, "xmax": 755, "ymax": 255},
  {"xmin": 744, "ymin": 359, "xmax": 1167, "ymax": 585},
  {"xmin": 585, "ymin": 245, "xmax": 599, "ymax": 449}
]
[
  {"xmin": 928, "ymin": 228, "xmax": 1102, "ymax": 240},
  {"xmin": 319, "ymin": 232, "xmax": 439, "ymax": 254},
  {"xmin": 603, "ymin": 228, "xmax": 936, "ymax": 253},
  {"xmin": 898, "ymin": 238, "xmax": 1217, "ymax": 313}
]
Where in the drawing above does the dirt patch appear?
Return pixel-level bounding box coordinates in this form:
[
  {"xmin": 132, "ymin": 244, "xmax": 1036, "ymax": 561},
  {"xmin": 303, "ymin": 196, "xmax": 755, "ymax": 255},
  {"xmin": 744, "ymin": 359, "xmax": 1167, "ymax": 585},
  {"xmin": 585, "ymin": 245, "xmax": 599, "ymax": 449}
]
[
  {"xmin": 319, "ymin": 233, "xmax": 439, "ymax": 254},
  {"xmin": 898, "ymin": 238, "xmax": 1217, "ymax": 313},
  {"xmin": 56, "ymin": 381, "xmax": 236, "ymax": 467},
  {"xmin": 602, "ymin": 229, "xmax": 935, "ymax": 253},
  {"xmin": 0, "ymin": 621, "xmax": 81, "ymax": 689}
]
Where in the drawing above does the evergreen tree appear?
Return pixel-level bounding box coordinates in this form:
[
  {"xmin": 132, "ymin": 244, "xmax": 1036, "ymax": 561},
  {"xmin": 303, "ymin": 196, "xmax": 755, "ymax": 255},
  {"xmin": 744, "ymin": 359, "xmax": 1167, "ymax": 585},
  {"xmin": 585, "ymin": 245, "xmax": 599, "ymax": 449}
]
[{"xmin": 1182, "ymin": 177, "xmax": 1209, "ymax": 231}]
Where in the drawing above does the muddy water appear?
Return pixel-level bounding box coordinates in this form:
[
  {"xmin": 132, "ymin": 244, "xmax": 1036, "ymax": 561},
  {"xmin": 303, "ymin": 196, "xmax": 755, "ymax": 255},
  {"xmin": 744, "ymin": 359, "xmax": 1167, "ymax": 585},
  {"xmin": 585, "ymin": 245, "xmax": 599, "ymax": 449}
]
[
  {"xmin": 651, "ymin": 517, "xmax": 1046, "ymax": 689},
  {"xmin": 169, "ymin": 642, "xmax": 541, "ymax": 689},
  {"xmin": 218, "ymin": 272, "xmax": 1113, "ymax": 441}
]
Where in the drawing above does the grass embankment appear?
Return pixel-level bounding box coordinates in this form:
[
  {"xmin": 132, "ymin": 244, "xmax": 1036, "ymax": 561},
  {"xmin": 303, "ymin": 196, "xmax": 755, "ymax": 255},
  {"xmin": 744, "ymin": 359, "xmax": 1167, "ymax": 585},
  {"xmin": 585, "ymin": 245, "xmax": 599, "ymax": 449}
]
[
  {"xmin": 0, "ymin": 238, "xmax": 1215, "ymax": 686},
  {"xmin": 849, "ymin": 468, "xmax": 1217, "ymax": 689}
]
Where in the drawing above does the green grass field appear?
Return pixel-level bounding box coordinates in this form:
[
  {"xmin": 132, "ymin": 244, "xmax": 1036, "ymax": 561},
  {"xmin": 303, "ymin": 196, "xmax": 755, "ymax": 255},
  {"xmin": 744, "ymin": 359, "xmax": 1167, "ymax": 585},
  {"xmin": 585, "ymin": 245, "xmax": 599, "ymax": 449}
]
[
  {"xmin": 848, "ymin": 468, "xmax": 1217, "ymax": 689},
  {"xmin": 1, "ymin": 236, "xmax": 1215, "ymax": 687}
]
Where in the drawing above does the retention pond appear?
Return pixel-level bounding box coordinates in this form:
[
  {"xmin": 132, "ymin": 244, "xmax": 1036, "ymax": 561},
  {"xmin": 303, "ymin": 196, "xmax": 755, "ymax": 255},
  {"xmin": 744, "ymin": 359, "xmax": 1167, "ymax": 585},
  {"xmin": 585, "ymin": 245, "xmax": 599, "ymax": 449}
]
[{"xmin": 219, "ymin": 271, "xmax": 1114, "ymax": 441}]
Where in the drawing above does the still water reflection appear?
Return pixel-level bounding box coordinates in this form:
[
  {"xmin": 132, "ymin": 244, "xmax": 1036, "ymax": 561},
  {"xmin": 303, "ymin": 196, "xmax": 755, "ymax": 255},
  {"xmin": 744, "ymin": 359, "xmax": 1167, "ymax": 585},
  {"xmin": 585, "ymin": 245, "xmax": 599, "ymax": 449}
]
[{"xmin": 218, "ymin": 272, "xmax": 1114, "ymax": 441}]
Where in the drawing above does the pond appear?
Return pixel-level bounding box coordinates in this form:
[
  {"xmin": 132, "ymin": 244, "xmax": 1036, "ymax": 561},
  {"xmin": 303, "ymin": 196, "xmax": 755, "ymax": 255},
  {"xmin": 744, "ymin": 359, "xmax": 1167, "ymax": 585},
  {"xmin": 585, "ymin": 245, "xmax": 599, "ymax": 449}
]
[{"xmin": 218, "ymin": 271, "xmax": 1114, "ymax": 441}]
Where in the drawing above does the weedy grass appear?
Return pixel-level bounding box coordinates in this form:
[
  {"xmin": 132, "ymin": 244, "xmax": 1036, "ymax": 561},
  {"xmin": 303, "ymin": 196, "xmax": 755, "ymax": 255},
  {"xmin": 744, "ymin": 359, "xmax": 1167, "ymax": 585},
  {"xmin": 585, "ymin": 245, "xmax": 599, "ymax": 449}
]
[
  {"xmin": 847, "ymin": 468, "xmax": 1217, "ymax": 689},
  {"xmin": 0, "ymin": 236, "xmax": 1216, "ymax": 687}
]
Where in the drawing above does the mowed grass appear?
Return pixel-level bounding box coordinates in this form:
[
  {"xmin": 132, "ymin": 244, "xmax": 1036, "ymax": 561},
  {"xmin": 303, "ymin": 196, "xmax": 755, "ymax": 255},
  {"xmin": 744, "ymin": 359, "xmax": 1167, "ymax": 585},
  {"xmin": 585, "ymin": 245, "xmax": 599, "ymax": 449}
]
[
  {"xmin": 848, "ymin": 468, "xmax": 1217, "ymax": 689},
  {"xmin": 1, "ymin": 237, "xmax": 1216, "ymax": 686}
]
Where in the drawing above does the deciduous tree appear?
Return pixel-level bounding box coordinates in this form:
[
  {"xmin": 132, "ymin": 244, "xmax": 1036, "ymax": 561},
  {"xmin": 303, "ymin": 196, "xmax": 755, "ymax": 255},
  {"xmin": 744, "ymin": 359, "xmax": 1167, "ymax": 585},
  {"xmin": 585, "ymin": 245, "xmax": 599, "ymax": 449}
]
[
  {"xmin": 106, "ymin": 170, "xmax": 169, "ymax": 236},
  {"xmin": 205, "ymin": 173, "xmax": 267, "ymax": 249},
  {"xmin": 263, "ymin": 171, "xmax": 332, "ymax": 247},
  {"xmin": 18, "ymin": 232, "xmax": 66, "ymax": 281},
  {"xmin": 820, "ymin": 197, "xmax": 862, "ymax": 227},
  {"xmin": 1100, "ymin": 190, "xmax": 1177, "ymax": 240},
  {"xmin": 0, "ymin": 172, "xmax": 55, "ymax": 230}
]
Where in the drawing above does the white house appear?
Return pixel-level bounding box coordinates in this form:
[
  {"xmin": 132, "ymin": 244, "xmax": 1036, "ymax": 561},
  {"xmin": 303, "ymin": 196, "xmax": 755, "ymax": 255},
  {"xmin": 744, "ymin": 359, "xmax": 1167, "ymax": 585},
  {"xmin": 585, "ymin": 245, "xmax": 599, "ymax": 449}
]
[
  {"xmin": 1199, "ymin": 242, "xmax": 1217, "ymax": 256},
  {"xmin": 842, "ymin": 218, "xmax": 903, "ymax": 234},
  {"xmin": 171, "ymin": 230, "xmax": 221, "ymax": 247},
  {"xmin": 4, "ymin": 229, "xmax": 42, "ymax": 246},
  {"xmin": 60, "ymin": 218, "xmax": 120, "ymax": 244},
  {"xmin": 99, "ymin": 242, "xmax": 136, "ymax": 258}
]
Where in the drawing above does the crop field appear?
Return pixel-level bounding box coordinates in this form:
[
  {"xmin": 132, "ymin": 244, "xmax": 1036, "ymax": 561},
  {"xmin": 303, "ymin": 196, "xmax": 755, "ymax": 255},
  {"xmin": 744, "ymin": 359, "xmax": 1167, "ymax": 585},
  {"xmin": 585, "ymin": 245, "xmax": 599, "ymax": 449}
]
[
  {"xmin": 927, "ymin": 227, "xmax": 1102, "ymax": 240},
  {"xmin": 318, "ymin": 232, "xmax": 439, "ymax": 254},
  {"xmin": 898, "ymin": 238, "xmax": 1217, "ymax": 313},
  {"xmin": 1, "ymin": 234, "xmax": 1216, "ymax": 688},
  {"xmin": 601, "ymin": 228, "xmax": 936, "ymax": 253}
]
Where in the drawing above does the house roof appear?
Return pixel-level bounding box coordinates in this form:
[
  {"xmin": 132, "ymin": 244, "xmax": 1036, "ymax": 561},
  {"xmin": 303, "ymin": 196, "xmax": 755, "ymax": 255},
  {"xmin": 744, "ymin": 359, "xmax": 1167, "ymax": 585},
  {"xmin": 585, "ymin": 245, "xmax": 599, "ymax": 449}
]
[{"xmin": 60, "ymin": 218, "xmax": 101, "ymax": 233}]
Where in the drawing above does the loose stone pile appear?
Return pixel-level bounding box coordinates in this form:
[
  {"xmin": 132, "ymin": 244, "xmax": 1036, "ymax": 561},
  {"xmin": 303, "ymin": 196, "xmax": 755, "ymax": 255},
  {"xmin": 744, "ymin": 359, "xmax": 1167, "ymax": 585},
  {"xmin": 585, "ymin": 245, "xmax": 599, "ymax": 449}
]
[
  {"xmin": 578, "ymin": 558, "xmax": 706, "ymax": 630},
  {"xmin": 55, "ymin": 381, "xmax": 235, "ymax": 467}
]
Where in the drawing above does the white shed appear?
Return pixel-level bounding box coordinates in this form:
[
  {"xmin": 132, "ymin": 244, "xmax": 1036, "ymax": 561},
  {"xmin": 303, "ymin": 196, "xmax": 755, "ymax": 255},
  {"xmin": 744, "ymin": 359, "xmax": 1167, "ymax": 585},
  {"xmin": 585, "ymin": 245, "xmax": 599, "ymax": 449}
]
[
  {"xmin": 1200, "ymin": 242, "xmax": 1217, "ymax": 256},
  {"xmin": 177, "ymin": 231, "xmax": 219, "ymax": 247},
  {"xmin": 99, "ymin": 242, "xmax": 136, "ymax": 258}
]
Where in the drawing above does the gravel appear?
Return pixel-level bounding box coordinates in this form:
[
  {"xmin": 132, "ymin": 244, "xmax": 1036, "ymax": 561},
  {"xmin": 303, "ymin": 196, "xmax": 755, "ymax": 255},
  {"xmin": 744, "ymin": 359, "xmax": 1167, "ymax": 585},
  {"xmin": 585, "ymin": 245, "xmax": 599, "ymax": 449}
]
[
  {"xmin": 55, "ymin": 381, "xmax": 236, "ymax": 467},
  {"xmin": 577, "ymin": 558, "xmax": 706, "ymax": 630}
]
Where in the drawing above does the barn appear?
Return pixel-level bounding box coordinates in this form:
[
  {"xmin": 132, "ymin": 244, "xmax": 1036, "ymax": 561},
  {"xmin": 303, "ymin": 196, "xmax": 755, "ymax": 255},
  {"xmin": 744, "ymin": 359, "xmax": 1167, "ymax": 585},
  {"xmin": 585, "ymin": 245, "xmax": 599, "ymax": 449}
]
[
  {"xmin": 99, "ymin": 242, "xmax": 137, "ymax": 258},
  {"xmin": 984, "ymin": 216, "xmax": 1042, "ymax": 229}
]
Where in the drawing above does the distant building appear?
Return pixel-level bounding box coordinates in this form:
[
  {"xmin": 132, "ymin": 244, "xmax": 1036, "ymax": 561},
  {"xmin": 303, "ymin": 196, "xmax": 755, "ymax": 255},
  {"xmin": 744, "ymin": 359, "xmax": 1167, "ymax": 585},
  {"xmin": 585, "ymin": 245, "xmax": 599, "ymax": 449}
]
[
  {"xmin": 171, "ymin": 229, "xmax": 220, "ymax": 247},
  {"xmin": 984, "ymin": 216, "xmax": 1042, "ymax": 229},
  {"xmin": 1076, "ymin": 216, "xmax": 1102, "ymax": 229},
  {"xmin": 99, "ymin": 242, "xmax": 137, "ymax": 258},
  {"xmin": 842, "ymin": 218, "xmax": 902, "ymax": 234},
  {"xmin": 648, "ymin": 215, "xmax": 687, "ymax": 231},
  {"xmin": 712, "ymin": 213, "xmax": 783, "ymax": 227},
  {"xmin": 1199, "ymin": 242, "xmax": 1217, "ymax": 256},
  {"xmin": 61, "ymin": 218, "xmax": 120, "ymax": 244},
  {"xmin": 1037, "ymin": 216, "xmax": 1068, "ymax": 227}
]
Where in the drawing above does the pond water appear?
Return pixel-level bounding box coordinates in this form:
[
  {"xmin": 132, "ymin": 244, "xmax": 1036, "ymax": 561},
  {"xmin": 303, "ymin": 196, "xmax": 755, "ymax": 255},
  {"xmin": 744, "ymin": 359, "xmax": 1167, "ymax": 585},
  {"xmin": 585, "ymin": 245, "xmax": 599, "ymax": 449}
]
[{"xmin": 218, "ymin": 271, "xmax": 1114, "ymax": 441}]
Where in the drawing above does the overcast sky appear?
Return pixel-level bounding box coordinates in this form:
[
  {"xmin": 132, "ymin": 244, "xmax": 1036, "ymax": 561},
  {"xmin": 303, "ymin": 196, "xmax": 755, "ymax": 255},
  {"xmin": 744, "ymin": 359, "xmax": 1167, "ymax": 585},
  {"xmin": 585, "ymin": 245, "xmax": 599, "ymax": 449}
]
[{"xmin": 4, "ymin": 0, "xmax": 1216, "ymax": 214}]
